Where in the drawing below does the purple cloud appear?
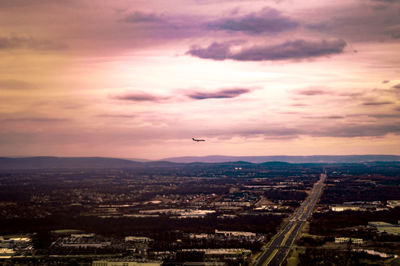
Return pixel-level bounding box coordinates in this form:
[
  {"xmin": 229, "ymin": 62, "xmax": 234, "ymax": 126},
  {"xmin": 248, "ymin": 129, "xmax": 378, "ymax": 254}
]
[
  {"xmin": 187, "ymin": 42, "xmax": 231, "ymax": 60},
  {"xmin": 206, "ymin": 8, "xmax": 298, "ymax": 35},
  {"xmin": 187, "ymin": 39, "xmax": 347, "ymax": 61},
  {"xmin": 232, "ymin": 40, "xmax": 347, "ymax": 61},
  {"xmin": 392, "ymin": 83, "xmax": 400, "ymax": 89},
  {"xmin": 187, "ymin": 88, "xmax": 251, "ymax": 99}
]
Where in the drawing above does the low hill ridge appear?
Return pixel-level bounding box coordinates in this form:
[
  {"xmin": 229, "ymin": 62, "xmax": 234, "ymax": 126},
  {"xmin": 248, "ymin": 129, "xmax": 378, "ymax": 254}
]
[
  {"xmin": 0, "ymin": 156, "xmax": 142, "ymax": 169},
  {"xmin": 0, "ymin": 155, "xmax": 399, "ymax": 169},
  {"xmin": 163, "ymin": 155, "xmax": 400, "ymax": 164}
]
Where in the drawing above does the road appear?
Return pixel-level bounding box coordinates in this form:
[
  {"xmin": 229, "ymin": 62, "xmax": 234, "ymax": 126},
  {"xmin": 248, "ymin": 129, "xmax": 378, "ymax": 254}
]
[{"xmin": 253, "ymin": 173, "xmax": 327, "ymax": 266}]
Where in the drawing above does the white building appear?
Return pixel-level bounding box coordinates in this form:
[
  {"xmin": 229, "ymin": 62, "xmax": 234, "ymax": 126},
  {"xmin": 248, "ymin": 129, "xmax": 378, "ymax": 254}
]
[
  {"xmin": 330, "ymin": 205, "xmax": 360, "ymax": 212},
  {"xmin": 215, "ymin": 229, "xmax": 256, "ymax": 238},
  {"xmin": 92, "ymin": 261, "xmax": 161, "ymax": 266},
  {"xmin": 125, "ymin": 236, "xmax": 152, "ymax": 243},
  {"xmin": 335, "ymin": 237, "xmax": 363, "ymax": 244}
]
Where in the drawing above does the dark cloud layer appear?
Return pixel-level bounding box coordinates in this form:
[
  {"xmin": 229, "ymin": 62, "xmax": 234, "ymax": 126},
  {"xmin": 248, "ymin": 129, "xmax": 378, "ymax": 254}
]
[
  {"xmin": 96, "ymin": 114, "xmax": 136, "ymax": 119},
  {"xmin": 235, "ymin": 122, "xmax": 400, "ymax": 139},
  {"xmin": 304, "ymin": 115, "xmax": 345, "ymax": 119},
  {"xmin": 206, "ymin": 8, "xmax": 298, "ymax": 35},
  {"xmin": 0, "ymin": 36, "xmax": 33, "ymax": 49},
  {"xmin": 112, "ymin": 88, "xmax": 251, "ymax": 102},
  {"xmin": 362, "ymin": 101, "xmax": 394, "ymax": 106},
  {"xmin": 187, "ymin": 88, "xmax": 250, "ymax": 99},
  {"xmin": 0, "ymin": 79, "xmax": 35, "ymax": 90},
  {"xmin": 390, "ymin": 30, "xmax": 400, "ymax": 39},
  {"xmin": 296, "ymin": 89, "xmax": 331, "ymax": 96},
  {"xmin": 370, "ymin": 0, "xmax": 400, "ymax": 4},
  {"xmin": 1, "ymin": 117, "xmax": 68, "ymax": 123},
  {"xmin": 188, "ymin": 39, "xmax": 347, "ymax": 61},
  {"xmin": 392, "ymin": 83, "xmax": 400, "ymax": 89},
  {"xmin": 113, "ymin": 93, "xmax": 167, "ymax": 102},
  {"xmin": 0, "ymin": 36, "xmax": 63, "ymax": 50},
  {"xmin": 188, "ymin": 42, "xmax": 231, "ymax": 60},
  {"xmin": 319, "ymin": 123, "xmax": 400, "ymax": 138},
  {"xmin": 121, "ymin": 11, "xmax": 164, "ymax": 23},
  {"xmin": 0, "ymin": 0, "xmax": 79, "ymax": 8},
  {"xmin": 308, "ymin": 2, "xmax": 400, "ymax": 42}
]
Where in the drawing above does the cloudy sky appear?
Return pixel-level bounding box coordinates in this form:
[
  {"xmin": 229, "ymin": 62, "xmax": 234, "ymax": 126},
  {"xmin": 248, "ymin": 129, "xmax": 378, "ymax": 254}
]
[{"xmin": 1, "ymin": 0, "xmax": 400, "ymax": 159}]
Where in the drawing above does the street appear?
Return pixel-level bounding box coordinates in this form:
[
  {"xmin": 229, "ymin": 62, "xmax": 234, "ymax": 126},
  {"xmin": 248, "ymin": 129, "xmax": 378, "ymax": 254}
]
[{"xmin": 253, "ymin": 173, "xmax": 327, "ymax": 266}]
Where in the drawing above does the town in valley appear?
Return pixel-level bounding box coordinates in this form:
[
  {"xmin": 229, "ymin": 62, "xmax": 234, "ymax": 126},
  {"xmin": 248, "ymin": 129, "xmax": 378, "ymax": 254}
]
[{"xmin": 0, "ymin": 157, "xmax": 399, "ymax": 265}]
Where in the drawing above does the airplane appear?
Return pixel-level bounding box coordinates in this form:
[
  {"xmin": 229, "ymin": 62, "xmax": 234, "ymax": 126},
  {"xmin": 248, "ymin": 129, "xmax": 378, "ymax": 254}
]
[{"xmin": 192, "ymin": 138, "xmax": 205, "ymax": 142}]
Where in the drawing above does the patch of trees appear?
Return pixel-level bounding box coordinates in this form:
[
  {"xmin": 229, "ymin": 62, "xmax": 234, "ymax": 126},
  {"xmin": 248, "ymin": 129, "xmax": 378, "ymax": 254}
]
[
  {"xmin": 264, "ymin": 190, "xmax": 307, "ymax": 201},
  {"xmin": 0, "ymin": 214, "xmax": 283, "ymax": 238},
  {"xmin": 309, "ymin": 208, "xmax": 400, "ymax": 236},
  {"xmin": 320, "ymin": 175, "xmax": 400, "ymax": 204},
  {"xmin": 296, "ymin": 236, "xmax": 332, "ymax": 247},
  {"xmin": 298, "ymin": 247, "xmax": 383, "ymax": 266}
]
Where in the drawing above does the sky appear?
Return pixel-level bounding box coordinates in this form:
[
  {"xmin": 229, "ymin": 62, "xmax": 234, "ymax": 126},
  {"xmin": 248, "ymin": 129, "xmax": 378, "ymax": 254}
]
[{"xmin": 1, "ymin": 0, "xmax": 400, "ymax": 159}]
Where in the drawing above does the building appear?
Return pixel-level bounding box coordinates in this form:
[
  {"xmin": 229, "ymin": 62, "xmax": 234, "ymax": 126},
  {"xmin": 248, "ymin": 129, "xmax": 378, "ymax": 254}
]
[
  {"xmin": 0, "ymin": 236, "xmax": 31, "ymax": 248},
  {"xmin": 369, "ymin": 221, "xmax": 400, "ymax": 236},
  {"xmin": 214, "ymin": 230, "xmax": 256, "ymax": 238},
  {"xmin": 387, "ymin": 200, "xmax": 400, "ymax": 208},
  {"xmin": 335, "ymin": 237, "xmax": 363, "ymax": 244},
  {"xmin": 0, "ymin": 248, "xmax": 15, "ymax": 258},
  {"xmin": 92, "ymin": 261, "xmax": 161, "ymax": 266},
  {"xmin": 178, "ymin": 248, "xmax": 251, "ymax": 262},
  {"xmin": 71, "ymin": 233, "xmax": 95, "ymax": 238},
  {"xmin": 330, "ymin": 205, "xmax": 360, "ymax": 212},
  {"xmin": 125, "ymin": 236, "xmax": 152, "ymax": 243},
  {"xmin": 57, "ymin": 234, "xmax": 111, "ymax": 248},
  {"xmin": 189, "ymin": 233, "xmax": 209, "ymax": 240}
]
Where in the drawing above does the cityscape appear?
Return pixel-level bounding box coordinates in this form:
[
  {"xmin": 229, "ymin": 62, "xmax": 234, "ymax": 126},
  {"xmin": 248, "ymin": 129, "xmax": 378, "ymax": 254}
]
[
  {"xmin": 2, "ymin": 0, "xmax": 400, "ymax": 265},
  {"xmin": 0, "ymin": 157, "xmax": 399, "ymax": 265}
]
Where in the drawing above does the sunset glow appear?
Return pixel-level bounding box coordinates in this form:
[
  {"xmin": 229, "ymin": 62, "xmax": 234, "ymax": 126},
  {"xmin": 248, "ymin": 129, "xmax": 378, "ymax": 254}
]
[{"xmin": 1, "ymin": 0, "xmax": 400, "ymax": 159}]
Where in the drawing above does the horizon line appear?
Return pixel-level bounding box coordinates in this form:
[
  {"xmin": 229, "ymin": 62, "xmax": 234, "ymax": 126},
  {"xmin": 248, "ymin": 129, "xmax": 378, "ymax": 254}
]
[{"xmin": 2, "ymin": 154, "xmax": 400, "ymax": 161}]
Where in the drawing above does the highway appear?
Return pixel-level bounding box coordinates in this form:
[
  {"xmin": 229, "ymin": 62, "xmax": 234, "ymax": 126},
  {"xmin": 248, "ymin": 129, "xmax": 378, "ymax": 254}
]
[{"xmin": 253, "ymin": 173, "xmax": 327, "ymax": 266}]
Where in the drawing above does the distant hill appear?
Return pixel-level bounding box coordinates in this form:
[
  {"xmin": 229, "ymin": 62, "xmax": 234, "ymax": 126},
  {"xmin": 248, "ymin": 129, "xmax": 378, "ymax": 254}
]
[
  {"xmin": 1, "ymin": 155, "xmax": 400, "ymax": 170},
  {"xmin": 163, "ymin": 155, "xmax": 400, "ymax": 164},
  {"xmin": 124, "ymin": 157, "xmax": 151, "ymax": 162},
  {"xmin": 0, "ymin": 157, "xmax": 143, "ymax": 170}
]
